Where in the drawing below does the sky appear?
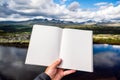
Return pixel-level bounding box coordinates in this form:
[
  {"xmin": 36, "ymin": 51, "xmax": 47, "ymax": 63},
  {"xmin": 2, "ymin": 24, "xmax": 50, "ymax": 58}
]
[{"xmin": 0, "ymin": 0, "xmax": 120, "ymax": 22}]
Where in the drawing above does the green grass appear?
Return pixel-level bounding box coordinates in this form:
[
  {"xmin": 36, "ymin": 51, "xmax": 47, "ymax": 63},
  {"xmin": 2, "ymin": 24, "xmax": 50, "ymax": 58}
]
[
  {"xmin": 93, "ymin": 34, "xmax": 120, "ymax": 45},
  {"xmin": 0, "ymin": 32, "xmax": 30, "ymax": 47},
  {"xmin": 0, "ymin": 24, "xmax": 120, "ymax": 47},
  {"xmin": 63, "ymin": 25, "xmax": 120, "ymax": 34}
]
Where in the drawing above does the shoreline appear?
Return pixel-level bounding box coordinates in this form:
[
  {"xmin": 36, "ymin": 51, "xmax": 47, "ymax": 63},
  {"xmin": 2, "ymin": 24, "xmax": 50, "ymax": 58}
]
[
  {"xmin": 0, "ymin": 42, "xmax": 29, "ymax": 48},
  {"xmin": 0, "ymin": 32, "xmax": 119, "ymax": 48},
  {"xmin": 0, "ymin": 34, "xmax": 120, "ymax": 48},
  {"xmin": 0, "ymin": 41, "xmax": 119, "ymax": 48}
]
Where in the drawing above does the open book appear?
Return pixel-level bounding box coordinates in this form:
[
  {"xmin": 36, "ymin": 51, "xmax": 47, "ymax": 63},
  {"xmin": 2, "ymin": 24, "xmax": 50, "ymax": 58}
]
[{"xmin": 25, "ymin": 25, "xmax": 93, "ymax": 72}]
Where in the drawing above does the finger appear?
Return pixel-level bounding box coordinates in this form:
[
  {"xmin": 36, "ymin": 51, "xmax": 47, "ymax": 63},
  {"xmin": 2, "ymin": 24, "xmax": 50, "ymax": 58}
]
[
  {"xmin": 50, "ymin": 58, "xmax": 62, "ymax": 68},
  {"xmin": 64, "ymin": 70, "xmax": 76, "ymax": 76}
]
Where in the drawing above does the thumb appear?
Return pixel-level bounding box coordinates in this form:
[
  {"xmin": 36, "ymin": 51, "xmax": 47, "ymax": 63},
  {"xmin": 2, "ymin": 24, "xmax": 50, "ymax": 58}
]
[
  {"xmin": 64, "ymin": 70, "xmax": 76, "ymax": 76},
  {"xmin": 50, "ymin": 58, "xmax": 62, "ymax": 68}
]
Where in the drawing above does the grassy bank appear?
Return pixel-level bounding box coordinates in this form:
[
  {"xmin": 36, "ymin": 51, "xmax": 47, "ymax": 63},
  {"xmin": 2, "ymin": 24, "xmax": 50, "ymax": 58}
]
[
  {"xmin": 0, "ymin": 33, "xmax": 120, "ymax": 48},
  {"xmin": 0, "ymin": 25, "xmax": 120, "ymax": 47},
  {"xmin": 0, "ymin": 32, "xmax": 30, "ymax": 48},
  {"xmin": 93, "ymin": 34, "xmax": 120, "ymax": 45},
  {"xmin": 0, "ymin": 41, "xmax": 29, "ymax": 48}
]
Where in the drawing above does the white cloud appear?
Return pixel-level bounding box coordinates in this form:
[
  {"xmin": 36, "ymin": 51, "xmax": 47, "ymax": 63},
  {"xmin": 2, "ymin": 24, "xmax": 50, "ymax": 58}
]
[
  {"xmin": 0, "ymin": 14, "xmax": 30, "ymax": 21},
  {"xmin": 8, "ymin": 0, "xmax": 68, "ymax": 18},
  {"xmin": 62, "ymin": 0, "xmax": 67, "ymax": 2},
  {"xmin": 68, "ymin": 1, "xmax": 80, "ymax": 11},
  {"xmin": 96, "ymin": 4, "xmax": 120, "ymax": 21},
  {"xmin": 0, "ymin": 0, "xmax": 120, "ymax": 22},
  {"xmin": 94, "ymin": 2, "xmax": 108, "ymax": 6},
  {"xmin": 8, "ymin": 0, "xmax": 30, "ymax": 10}
]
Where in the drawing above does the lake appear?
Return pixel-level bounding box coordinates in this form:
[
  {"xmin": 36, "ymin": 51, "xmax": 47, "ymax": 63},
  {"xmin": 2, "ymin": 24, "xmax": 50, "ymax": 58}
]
[{"xmin": 0, "ymin": 44, "xmax": 120, "ymax": 80}]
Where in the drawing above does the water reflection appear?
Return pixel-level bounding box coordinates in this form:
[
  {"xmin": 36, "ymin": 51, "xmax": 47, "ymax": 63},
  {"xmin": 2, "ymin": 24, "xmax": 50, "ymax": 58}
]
[
  {"xmin": 0, "ymin": 44, "xmax": 120, "ymax": 80},
  {"xmin": 0, "ymin": 46, "xmax": 46, "ymax": 80},
  {"xmin": 93, "ymin": 44, "xmax": 120, "ymax": 67}
]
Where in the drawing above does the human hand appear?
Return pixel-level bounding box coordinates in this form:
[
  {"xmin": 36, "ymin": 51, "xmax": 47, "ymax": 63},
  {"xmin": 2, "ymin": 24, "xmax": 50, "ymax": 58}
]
[{"xmin": 45, "ymin": 59, "xmax": 76, "ymax": 80}]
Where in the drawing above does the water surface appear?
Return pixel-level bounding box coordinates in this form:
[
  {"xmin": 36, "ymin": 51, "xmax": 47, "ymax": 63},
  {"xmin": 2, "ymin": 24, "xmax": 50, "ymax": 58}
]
[{"xmin": 0, "ymin": 44, "xmax": 120, "ymax": 80}]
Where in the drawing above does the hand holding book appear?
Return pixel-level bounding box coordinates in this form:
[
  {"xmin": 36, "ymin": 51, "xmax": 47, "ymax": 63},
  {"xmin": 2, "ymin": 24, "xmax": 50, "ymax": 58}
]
[
  {"xmin": 25, "ymin": 25, "xmax": 93, "ymax": 72},
  {"xmin": 45, "ymin": 58, "xmax": 76, "ymax": 80}
]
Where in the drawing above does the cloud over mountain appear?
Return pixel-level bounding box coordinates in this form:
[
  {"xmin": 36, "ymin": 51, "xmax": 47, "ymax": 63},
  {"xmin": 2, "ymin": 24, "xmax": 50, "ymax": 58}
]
[{"xmin": 0, "ymin": 0, "xmax": 120, "ymax": 22}]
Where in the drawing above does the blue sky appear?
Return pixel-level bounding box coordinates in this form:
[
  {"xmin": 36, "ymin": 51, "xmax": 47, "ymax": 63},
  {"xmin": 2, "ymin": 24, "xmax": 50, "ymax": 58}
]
[
  {"xmin": 0, "ymin": 0, "xmax": 120, "ymax": 22},
  {"xmin": 54, "ymin": 0, "xmax": 118, "ymax": 8}
]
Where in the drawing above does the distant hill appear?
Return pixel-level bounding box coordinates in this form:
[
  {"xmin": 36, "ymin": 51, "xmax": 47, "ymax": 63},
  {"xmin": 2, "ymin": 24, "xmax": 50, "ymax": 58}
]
[
  {"xmin": 0, "ymin": 18, "xmax": 78, "ymax": 33},
  {"xmin": 0, "ymin": 18, "xmax": 120, "ymax": 27},
  {"xmin": 0, "ymin": 18, "xmax": 77, "ymax": 26}
]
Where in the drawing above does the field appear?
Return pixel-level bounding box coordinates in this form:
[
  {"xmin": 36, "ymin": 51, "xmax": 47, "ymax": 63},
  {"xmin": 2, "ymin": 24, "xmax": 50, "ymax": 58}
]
[{"xmin": 0, "ymin": 24, "xmax": 120, "ymax": 47}]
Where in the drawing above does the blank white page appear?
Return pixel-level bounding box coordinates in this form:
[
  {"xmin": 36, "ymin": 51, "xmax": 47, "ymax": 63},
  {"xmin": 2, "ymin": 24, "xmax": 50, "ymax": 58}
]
[
  {"xmin": 59, "ymin": 28, "xmax": 93, "ymax": 72},
  {"xmin": 25, "ymin": 25, "xmax": 62, "ymax": 66}
]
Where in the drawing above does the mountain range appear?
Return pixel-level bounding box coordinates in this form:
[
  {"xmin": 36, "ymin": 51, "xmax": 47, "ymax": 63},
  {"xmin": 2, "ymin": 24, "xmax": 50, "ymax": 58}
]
[{"xmin": 0, "ymin": 18, "xmax": 120, "ymax": 26}]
